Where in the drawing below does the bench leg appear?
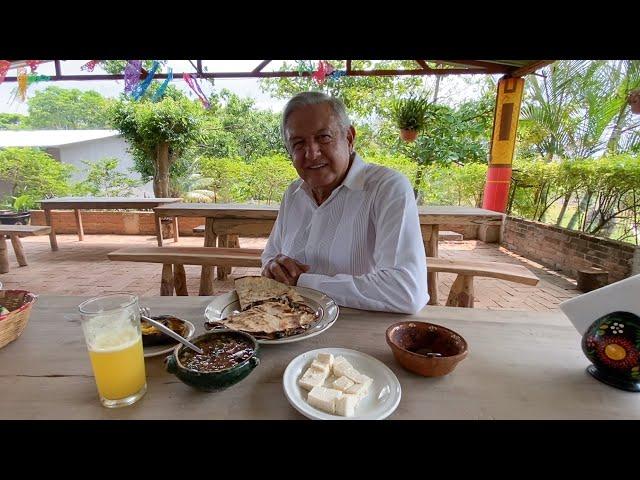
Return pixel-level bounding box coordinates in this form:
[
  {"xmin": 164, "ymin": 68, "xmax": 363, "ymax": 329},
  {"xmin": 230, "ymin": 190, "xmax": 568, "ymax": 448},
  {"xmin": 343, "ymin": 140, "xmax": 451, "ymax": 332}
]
[
  {"xmin": 160, "ymin": 264, "xmax": 174, "ymax": 296},
  {"xmin": 0, "ymin": 236, "xmax": 8, "ymax": 273},
  {"xmin": 446, "ymin": 274, "xmax": 474, "ymax": 308},
  {"xmin": 10, "ymin": 235, "xmax": 27, "ymax": 266},
  {"xmin": 216, "ymin": 234, "xmax": 239, "ymax": 280},
  {"xmin": 173, "ymin": 217, "xmax": 180, "ymax": 243},
  {"xmin": 173, "ymin": 264, "xmax": 188, "ymax": 296},
  {"xmin": 44, "ymin": 208, "xmax": 58, "ymax": 251},
  {"xmin": 424, "ymin": 225, "xmax": 439, "ymax": 306},
  {"xmin": 199, "ymin": 218, "xmax": 216, "ymax": 295}
]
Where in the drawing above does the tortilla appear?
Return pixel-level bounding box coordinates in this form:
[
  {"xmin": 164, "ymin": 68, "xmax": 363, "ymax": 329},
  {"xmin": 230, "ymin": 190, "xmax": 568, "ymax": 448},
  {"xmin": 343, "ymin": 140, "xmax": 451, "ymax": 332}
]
[{"xmin": 235, "ymin": 275, "xmax": 305, "ymax": 310}]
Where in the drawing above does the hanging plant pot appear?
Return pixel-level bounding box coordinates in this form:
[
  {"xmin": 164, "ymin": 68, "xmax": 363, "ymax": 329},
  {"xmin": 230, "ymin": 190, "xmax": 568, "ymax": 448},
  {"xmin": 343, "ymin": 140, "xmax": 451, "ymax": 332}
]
[
  {"xmin": 400, "ymin": 129, "xmax": 418, "ymax": 142},
  {"xmin": 628, "ymin": 89, "xmax": 640, "ymax": 115}
]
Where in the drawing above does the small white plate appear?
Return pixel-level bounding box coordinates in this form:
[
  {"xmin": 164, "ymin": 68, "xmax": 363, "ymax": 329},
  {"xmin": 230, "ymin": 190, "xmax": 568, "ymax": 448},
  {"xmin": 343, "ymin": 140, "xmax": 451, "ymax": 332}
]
[
  {"xmin": 143, "ymin": 319, "xmax": 196, "ymax": 358},
  {"xmin": 283, "ymin": 348, "xmax": 402, "ymax": 420}
]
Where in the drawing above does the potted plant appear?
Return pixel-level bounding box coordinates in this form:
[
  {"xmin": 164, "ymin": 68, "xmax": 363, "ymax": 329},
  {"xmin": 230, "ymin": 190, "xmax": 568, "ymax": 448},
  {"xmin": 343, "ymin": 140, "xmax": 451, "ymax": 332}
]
[
  {"xmin": 0, "ymin": 194, "xmax": 37, "ymax": 225},
  {"xmin": 391, "ymin": 96, "xmax": 431, "ymax": 142}
]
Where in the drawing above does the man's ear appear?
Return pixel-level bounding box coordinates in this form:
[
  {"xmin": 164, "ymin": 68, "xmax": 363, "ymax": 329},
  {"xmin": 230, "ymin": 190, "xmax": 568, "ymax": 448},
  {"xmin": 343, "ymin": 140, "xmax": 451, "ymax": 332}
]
[{"xmin": 347, "ymin": 125, "xmax": 356, "ymax": 152}]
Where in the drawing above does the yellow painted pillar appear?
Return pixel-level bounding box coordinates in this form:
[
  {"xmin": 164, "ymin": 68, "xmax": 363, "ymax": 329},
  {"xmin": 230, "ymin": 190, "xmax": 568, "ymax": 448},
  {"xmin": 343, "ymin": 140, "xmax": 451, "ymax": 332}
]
[{"xmin": 482, "ymin": 76, "xmax": 525, "ymax": 213}]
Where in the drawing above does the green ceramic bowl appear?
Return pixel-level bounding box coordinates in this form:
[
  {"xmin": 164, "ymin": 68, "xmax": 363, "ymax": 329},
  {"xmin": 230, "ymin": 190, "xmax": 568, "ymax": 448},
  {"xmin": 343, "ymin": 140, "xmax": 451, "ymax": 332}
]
[{"xmin": 164, "ymin": 330, "xmax": 260, "ymax": 392}]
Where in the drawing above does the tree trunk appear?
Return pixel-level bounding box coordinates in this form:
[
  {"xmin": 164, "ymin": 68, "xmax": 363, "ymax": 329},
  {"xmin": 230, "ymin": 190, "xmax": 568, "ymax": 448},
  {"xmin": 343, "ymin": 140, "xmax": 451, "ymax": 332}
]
[
  {"xmin": 556, "ymin": 193, "xmax": 571, "ymax": 226},
  {"xmin": 567, "ymin": 193, "xmax": 590, "ymax": 231},
  {"xmin": 154, "ymin": 142, "xmax": 170, "ymax": 198}
]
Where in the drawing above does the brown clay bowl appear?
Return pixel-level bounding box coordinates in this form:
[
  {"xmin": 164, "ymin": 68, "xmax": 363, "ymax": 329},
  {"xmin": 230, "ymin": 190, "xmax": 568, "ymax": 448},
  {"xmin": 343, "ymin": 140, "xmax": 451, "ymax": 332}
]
[{"xmin": 385, "ymin": 321, "xmax": 468, "ymax": 377}]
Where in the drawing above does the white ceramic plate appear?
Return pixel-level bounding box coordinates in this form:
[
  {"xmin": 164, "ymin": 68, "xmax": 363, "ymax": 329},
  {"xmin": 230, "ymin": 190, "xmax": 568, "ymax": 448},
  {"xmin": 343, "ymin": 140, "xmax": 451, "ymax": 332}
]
[
  {"xmin": 283, "ymin": 348, "xmax": 402, "ymax": 420},
  {"xmin": 143, "ymin": 319, "xmax": 196, "ymax": 358},
  {"xmin": 203, "ymin": 286, "xmax": 339, "ymax": 345}
]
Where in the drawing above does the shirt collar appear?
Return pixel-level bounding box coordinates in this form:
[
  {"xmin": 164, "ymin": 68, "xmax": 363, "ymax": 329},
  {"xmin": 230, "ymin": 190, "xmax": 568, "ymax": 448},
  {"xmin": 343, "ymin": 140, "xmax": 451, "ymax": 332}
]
[{"xmin": 293, "ymin": 152, "xmax": 367, "ymax": 196}]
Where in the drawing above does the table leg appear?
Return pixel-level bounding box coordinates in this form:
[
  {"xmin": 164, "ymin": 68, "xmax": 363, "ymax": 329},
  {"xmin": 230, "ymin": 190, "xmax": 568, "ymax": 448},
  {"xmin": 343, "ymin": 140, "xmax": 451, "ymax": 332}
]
[
  {"xmin": 10, "ymin": 235, "xmax": 27, "ymax": 266},
  {"xmin": 0, "ymin": 236, "xmax": 8, "ymax": 273},
  {"xmin": 199, "ymin": 218, "xmax": 217, "ymax": 295},
  {"xmin": 172, "ymin": 217, "xmax": 179, "ymax": 243},
  {"xmin": 44, "ymin": 208, "xmax": 58, "ymax": 251},
  {"xmin": 426, "ymin": 225, "xmax": 439, "ymax": 306},
  {"xmin": 74, "ymin": 209, "xmax": 84, "ymax": 241},
  {"xmin": 155, "ymin": 212, "xmax": 164, "ymax": 247}
]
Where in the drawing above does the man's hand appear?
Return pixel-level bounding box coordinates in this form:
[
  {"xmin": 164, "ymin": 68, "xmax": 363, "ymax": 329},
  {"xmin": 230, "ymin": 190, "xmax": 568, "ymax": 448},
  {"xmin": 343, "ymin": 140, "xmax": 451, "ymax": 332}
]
[{"xmin": 262, "ymin": 254, "xmax": 310, "ymax": 286}]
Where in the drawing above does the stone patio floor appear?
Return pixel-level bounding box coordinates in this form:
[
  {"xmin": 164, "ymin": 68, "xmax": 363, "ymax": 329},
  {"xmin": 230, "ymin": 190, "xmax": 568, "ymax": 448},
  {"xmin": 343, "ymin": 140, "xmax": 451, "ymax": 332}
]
[{"xmin": 0, "ymin": 234, "xmax": 581, "ymax": 311}]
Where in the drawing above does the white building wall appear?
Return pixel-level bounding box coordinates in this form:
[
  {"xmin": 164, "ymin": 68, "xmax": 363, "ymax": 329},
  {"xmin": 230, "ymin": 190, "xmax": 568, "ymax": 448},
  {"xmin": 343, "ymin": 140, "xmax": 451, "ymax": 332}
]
[{"xmin": 59, "ymin": 136, "xmax": 154, "ymax": 195}]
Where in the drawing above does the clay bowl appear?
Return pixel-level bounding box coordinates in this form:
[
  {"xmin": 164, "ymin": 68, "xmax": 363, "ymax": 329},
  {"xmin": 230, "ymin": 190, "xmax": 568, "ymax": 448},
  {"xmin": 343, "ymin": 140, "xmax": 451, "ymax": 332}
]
[{"xmin": 386, "ymin": 321, "xmax": 468, "ymax": 377}]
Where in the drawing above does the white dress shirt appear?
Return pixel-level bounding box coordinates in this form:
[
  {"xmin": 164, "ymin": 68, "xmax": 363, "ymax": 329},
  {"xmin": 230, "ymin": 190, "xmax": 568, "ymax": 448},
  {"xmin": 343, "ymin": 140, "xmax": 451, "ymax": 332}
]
[{"xmin": 262, "ymin": 153, "xmax": 429, "ymax": 314}]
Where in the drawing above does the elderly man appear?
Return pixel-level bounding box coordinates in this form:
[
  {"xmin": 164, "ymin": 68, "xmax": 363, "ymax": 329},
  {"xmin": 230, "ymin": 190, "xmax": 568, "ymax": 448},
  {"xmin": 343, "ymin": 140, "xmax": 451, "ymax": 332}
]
[{"xmin": 262, "ymin": 91, "xmax": 428, "ymax": 314}]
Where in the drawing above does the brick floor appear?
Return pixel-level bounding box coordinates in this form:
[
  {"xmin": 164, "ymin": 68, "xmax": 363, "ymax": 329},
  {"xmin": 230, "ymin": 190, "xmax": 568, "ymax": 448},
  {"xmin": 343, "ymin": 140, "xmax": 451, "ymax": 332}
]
[{"xmin": 0, "ymin": 234, "xmax": 581, "ymax": 310}]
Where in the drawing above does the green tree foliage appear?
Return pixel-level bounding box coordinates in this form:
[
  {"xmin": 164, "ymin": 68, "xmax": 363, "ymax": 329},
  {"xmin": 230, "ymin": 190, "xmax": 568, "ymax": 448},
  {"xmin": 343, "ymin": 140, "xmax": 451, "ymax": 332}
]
[
  {"xmin": 0, "ymin": 148, "xmax": 75, "ymax": 202},
  {"xmin": 108, "ymin": 94, "xmax": 203, "ymax": 197},
  {"xmin": 78, "ymin": 157, "xmax": 141, "ymax": 197},
  {"xmin": 101, "ymin": 60, "xmax": 168, "ymax": 75},
  {"xmin": 25, "ymin": 86, "xmax": 112, "ymax": 129},
  {"xmin": 0, "ymin": 113, "xmax": 27, "ymax": 130},
  {"xmin": 196, "ymin": 89, "xmax": 286, "ymax": 161}
]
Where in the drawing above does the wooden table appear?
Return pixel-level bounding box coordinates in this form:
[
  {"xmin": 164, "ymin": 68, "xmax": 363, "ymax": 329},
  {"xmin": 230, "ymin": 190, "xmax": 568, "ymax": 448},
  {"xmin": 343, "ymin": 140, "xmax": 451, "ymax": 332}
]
[
  {"xmin": 1, "ymin": 295, "xmax": 637, "ymax": 420},
  {"xmin": 40, "ymin": 197, "xmax": 182, "ymax": 251},
  {"xmin": 153, "ymin": 204, "xmax": 504, "ymax": 298},
  {"xmin": 418, "ymin": 206, "xmax": 504, "ymax": 305}
]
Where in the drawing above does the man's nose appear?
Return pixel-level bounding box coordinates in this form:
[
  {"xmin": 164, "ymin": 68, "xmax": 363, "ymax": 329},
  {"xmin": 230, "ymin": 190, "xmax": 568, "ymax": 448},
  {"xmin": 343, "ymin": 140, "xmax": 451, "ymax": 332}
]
[{"xmin": 304, "ymin": 140, "xmax": 321, "ymax": 160}]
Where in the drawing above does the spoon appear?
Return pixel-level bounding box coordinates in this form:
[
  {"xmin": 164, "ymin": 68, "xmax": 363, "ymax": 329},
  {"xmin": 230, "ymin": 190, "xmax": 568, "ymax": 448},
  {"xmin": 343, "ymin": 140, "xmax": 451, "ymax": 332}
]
[{"xmin": 140, "ymin": 314, "xmax": 203, "ymax": 354}]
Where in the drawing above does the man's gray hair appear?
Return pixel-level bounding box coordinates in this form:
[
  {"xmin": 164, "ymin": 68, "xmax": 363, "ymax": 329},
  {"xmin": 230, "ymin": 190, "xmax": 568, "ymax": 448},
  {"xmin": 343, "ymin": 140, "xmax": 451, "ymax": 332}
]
[{"xmin": 281, "ymin": 91, "xmax": 352, "ymax": 147}]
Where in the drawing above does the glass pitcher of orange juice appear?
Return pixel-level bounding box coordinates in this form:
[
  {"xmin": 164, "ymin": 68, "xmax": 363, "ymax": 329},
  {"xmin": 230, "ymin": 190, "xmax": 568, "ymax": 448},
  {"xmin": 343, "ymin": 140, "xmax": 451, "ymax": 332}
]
[{"xmin": 78, "ymin": 294, "xmax": 147, "ymax": 408}]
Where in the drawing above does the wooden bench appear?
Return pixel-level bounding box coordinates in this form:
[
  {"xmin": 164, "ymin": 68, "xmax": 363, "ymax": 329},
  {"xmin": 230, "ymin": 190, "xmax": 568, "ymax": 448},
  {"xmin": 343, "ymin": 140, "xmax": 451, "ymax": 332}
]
[
  {"xmin": 0, "ymin": 225, "xmax": 52, "ymax": 273},
  {"xmin": 193, "ymin": 224, "xmax": 205, "ymax": 235},
  {"xmin": 438, "ymin": 230, "xmax": 464, "ymax": 241},
  {"xmin": 108, "ymin": 247, "xmax": 539, "ymax": 307},
  {"xmin": 108, "ymin": 247, "xmax": 263, "ymax": 296},
  {"xmin": 427, "ymin": 257, "xmax": 538, "ymax": 307}
]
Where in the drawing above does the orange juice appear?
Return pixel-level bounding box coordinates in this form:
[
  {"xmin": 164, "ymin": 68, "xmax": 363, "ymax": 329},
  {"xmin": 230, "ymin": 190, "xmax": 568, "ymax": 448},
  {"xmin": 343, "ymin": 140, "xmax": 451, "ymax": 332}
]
[{"xmin": 88, "ymin": 330, "xmax": 146, "ymax": 400}]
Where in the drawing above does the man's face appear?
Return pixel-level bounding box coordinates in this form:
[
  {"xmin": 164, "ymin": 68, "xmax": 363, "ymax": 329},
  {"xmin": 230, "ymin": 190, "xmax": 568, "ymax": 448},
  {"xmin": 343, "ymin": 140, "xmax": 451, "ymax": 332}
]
[{"xmin": 285, "ymin": 103, "xmax": 356, "ymax": 194}]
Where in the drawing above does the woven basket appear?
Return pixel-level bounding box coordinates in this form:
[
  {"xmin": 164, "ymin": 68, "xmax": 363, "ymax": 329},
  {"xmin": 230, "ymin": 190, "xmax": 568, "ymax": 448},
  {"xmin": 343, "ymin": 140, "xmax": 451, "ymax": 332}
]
[{"xmin": 0, "ymin": 290, "xmax": 37, "ymax": 349}]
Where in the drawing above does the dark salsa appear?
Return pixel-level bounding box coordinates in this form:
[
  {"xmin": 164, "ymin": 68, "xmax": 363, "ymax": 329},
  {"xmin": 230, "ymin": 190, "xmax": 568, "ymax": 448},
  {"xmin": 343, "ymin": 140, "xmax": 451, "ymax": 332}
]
[{"xmin": 180, "ymin": 334, "xmax": 254, "ymax": 372}]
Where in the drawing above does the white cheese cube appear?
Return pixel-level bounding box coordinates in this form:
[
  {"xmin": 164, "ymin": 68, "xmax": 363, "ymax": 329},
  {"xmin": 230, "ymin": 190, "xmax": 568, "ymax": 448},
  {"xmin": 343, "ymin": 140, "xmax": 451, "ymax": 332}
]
[
  {"xmin": 335, "ymin": 394, "xmax": 359, "ymax": 417},
  {"xmin": 310, "ymin": 360, "xmax": 330, "ymax": 375},
  {"xmin": 332, "ymin": 375, "xmax": 355, "ymax": 392},
  {"xmin": 307, "ymin": 386, "xmax": 343, "ymax": 414},
  {"xmin": 346, "ymin": 381, "xmax": 370, "ymax": 399},
  {"xmin": 298, "ymin": 367, "xmax": 329, "ymax": 391},
  {"xmin": 316, "ymin": 353, "xmax": 334, "ymax": 369},
  {"xmin": 351, "ymin": 373, "xmax": 373, "ymax": 389},
  {"xmin": 333, "ymin": 357, "xmax": 360, "ymax": 379}
]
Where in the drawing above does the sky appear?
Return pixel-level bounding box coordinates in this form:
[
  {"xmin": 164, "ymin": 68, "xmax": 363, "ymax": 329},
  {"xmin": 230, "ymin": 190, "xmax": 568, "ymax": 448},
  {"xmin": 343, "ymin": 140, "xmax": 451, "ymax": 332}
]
[{"xmin": 0, "ymin": 60, "xmax": 494, "ymax": 116}]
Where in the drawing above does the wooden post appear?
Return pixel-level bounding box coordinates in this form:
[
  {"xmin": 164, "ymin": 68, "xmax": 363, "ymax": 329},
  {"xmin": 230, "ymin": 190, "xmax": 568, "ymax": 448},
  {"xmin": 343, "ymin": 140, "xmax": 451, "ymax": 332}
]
[
  {"xmin": 482, "ymin": 76, "xmax": 525, "ymax": 213},
  {"xmin": 447, "ymin": 275, "xmax": 474, "ymax": 308},
  {"xmin": 173, "ymin": 264, "xmax": 188, "ymax": 296},
  {"xmin": 9, "ymin": 235, "xmax": 27, "ymax": 266},
  {"xmin": 44, "ymin": 208, "xmax": 58, "ymax": 251},
  {"xmin": 160, "ymin": 264, "xmax": 174, "ymax": 296},
  {"xmin": 199, "ymin": 217, "xmax": 217, "ymax": 295},
  {"xmin": 0, "ymin": 236, "xmax": 8, "ymax": 273},
  {"xmin": 577, "ymin": 267, "xmax": 608, "ymax": 292},
  {"xmin": 74, "ymin": 209, "xmax": 84, "ymax": 241}
]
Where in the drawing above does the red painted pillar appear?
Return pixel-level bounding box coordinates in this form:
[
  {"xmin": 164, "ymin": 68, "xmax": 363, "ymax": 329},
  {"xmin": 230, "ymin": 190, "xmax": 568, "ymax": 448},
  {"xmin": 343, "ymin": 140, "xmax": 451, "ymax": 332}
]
[{"xmin": 482, "ymin": 76, "xmax": 525, "ymax": 213}]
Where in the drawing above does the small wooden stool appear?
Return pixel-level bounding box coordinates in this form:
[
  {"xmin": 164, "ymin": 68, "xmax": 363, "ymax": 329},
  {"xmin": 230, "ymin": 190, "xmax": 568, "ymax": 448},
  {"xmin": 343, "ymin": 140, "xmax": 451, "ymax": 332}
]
[{"xmin": 577, "ymin": 267, "xmax": 608, "ymax": 292}]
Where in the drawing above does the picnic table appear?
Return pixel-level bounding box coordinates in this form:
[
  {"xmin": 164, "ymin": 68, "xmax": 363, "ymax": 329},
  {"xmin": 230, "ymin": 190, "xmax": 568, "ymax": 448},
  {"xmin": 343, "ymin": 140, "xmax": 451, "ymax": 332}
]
[
  {"xmin": 0, "ymin": 294, "xmax": 636, "ymax": 419},
  {"xmin": 40, "ymin": 197, "xmax": 182, "ymax": 251},
  {"xmin": 153, "ymin": 203, "xmax": 505, "ymax": 301}
]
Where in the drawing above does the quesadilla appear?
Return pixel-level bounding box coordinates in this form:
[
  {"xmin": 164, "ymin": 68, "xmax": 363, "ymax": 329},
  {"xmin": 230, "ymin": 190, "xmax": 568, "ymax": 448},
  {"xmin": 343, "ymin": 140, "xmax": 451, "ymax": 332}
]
[
  {"xmin": 235, "ymin": 275, "xmax": 305, "ymax": 311},
  {"xmin": 220, "ymin": 276, "xmax": 317, "ymax": 339}
]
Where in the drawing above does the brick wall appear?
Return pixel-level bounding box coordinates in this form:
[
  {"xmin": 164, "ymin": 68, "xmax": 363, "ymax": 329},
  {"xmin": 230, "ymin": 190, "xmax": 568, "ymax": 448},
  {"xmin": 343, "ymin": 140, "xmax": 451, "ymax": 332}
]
[
  {"xmin": 503, "ymin": 216, "xmax": 639, "ymax": 284},
  {"xmin": 30, "ymin": 210, "xmax": 206, "ymax": 236}
]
